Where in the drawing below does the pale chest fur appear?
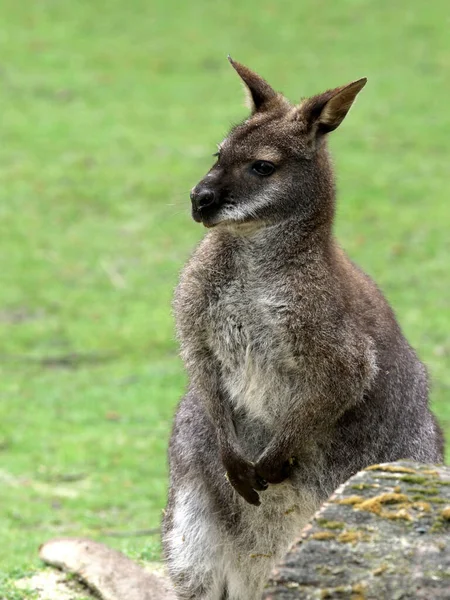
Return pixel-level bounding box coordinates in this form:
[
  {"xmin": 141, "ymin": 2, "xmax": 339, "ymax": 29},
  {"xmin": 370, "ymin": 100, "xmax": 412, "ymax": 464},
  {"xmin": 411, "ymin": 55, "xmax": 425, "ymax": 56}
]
[{"xmin": 205, "ymin": 268, "xmax": 301, "ymax": 425}]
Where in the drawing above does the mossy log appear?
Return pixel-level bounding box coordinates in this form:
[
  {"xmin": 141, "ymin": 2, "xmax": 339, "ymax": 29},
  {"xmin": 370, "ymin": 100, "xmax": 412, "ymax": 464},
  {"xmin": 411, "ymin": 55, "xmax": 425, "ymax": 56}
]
[{"xmin": 264, "ymin": 461, "xmax": 450, "ymax": 600}]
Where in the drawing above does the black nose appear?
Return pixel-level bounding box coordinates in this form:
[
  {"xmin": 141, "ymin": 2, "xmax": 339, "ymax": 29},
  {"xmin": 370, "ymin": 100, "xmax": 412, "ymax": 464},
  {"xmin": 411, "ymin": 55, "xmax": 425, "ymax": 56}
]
[{"xmin": 191, "ymin": 188, "xmax": 216, "ymax": 211}]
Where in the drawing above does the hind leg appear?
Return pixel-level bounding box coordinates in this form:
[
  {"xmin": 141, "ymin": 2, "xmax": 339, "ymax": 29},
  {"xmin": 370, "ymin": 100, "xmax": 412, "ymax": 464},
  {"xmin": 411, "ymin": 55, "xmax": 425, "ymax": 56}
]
[
  {"xmin": 163, "ymin": 481, "xmax": 269, "ymax": 600},
  {"xmin": 223, "ymin": 560, "xmax": 268, "ymax": 600},
  {"xmin": 163, "ymin": 482, "xmax": 228, "ymax": 599}
]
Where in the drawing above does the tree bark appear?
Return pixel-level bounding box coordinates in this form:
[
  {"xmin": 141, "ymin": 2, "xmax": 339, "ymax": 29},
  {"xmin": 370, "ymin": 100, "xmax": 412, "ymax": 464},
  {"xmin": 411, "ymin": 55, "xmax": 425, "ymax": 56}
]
[{"xmin": 264, "ymin": 461, "xmax": 450, "ymax": 600}]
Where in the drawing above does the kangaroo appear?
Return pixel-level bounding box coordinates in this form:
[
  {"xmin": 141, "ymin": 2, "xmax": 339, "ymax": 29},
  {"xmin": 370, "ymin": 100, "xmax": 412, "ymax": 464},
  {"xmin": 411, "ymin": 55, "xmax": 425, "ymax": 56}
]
[{"xmin": 162, "ymin": 57, "xmax": 444, "ymax": 600}]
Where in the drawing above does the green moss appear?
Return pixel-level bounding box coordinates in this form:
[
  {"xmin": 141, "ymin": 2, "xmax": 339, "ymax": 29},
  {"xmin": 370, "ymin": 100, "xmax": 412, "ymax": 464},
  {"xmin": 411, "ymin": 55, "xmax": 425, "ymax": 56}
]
[
  {"xmin": 316, "ymin": 519, "xmax": 345, "ymax": 530},
  {"xmin": 337, "ymin": 530, "xmax": 366, "ymax": 544},
  {"xmin": 411, "ymin": 492, "xmax": 447, "ymax": 504},
  {"xmin": 365, "ymin": 465, "xmax": 417, "ymax": 474},
  {"xmin": 430, "ymin": 520, "xmax": 445, "ymax": 533},
  {"xmin": 430, "ymin": 511, "xmax": 450, "ymax": 533},
  {"xmin": 441, "ymin": 507, "xmax": 450, "ymax": 520},
  {"xmin": 398, "ymin": 475, "xmax": 428, "ymax": 484},
  {"xmin": 427, "ymin": 497, "xmax": 447, "ymax": 504},
  {"xmin": 335, "ymin": 495, "xmax": 365, "ymax": 505},
  {"xmin": 310, "ymin": 531, "xmax": 337, "ymax": 541},
  {"xmin": 409, "ymin": 487, "xmax": 439, "ymax": 495},
  {"xmin": 351, "ymin": 483, "xmax": 378, "ymax": 491}
]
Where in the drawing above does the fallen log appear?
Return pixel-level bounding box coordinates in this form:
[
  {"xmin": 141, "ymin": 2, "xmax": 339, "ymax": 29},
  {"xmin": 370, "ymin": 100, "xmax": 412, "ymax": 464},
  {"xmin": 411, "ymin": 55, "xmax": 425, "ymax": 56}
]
[{"xmin": 264, "ymin": 461, "xmax": 450, "ymax": 599}]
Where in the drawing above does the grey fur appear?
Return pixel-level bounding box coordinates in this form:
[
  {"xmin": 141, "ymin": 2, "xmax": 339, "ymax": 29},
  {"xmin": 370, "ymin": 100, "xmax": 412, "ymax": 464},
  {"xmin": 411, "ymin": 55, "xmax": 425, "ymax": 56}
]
[{"xmin": 162, "ymin": 58, "xmax": 444, "ymax": 600}]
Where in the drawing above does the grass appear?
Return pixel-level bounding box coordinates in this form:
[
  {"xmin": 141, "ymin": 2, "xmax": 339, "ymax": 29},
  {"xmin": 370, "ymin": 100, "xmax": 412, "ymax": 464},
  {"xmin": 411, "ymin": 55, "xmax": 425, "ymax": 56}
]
[{"xmin": 0, "ymin": 0, "xmax": 449, "ymax": 589}]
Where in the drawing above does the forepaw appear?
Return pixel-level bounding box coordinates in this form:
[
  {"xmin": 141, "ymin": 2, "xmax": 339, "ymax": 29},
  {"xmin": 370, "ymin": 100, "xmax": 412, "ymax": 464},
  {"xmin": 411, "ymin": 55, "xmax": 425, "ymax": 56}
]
[
  {"xmin": 255, "ymin": 456, "xmax": 296, "ymax": 485},
  {"xmin": 224, "ymin": 455, "xmax": 268, "ymax": 506}
]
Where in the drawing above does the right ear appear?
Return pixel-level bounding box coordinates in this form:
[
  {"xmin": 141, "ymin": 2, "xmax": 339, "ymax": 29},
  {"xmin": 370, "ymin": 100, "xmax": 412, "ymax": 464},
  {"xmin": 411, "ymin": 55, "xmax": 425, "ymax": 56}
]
[
  {"xmin": 228, "ymin": 56, "xmax": 279, "ymax": 113},
  {"xmin": 298, "ymin": 78, "xmax": 367, "ymax": 136}
]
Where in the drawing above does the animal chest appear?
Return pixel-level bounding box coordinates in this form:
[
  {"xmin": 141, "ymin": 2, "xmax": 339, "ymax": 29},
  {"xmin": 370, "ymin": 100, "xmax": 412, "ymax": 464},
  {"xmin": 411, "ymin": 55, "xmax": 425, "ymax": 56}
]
[{"xmin": 205, "ymin": 274, "xmax": 301, "ymax": 422}]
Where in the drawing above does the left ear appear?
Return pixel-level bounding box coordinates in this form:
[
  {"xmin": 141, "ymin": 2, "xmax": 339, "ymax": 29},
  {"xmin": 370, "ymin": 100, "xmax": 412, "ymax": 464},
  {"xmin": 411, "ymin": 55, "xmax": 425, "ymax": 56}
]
[
  {"xmin": 299, "ymin": 78, "xmax": 367, "ymax": 135},
  {"xmin": 228, "ymin": 56, "xmax": 279, "ymax": 113}
]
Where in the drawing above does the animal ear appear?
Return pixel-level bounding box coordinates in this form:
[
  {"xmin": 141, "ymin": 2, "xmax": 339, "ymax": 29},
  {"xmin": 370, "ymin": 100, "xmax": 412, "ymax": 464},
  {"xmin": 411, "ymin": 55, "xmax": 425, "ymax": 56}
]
[
  {"xmin": 228, "ymin": 56, "xmax": 278, "ymax": 113},
  {"xmin": 300, "ymin": 78, "xmax": 367, "ymax": 135}
]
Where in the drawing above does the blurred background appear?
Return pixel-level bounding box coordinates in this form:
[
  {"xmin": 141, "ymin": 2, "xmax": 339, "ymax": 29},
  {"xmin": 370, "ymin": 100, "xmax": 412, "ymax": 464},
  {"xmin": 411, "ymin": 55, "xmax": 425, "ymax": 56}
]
[{"xmin": 0, "ymin": 0, "xmax": 448, "ymax": 588}]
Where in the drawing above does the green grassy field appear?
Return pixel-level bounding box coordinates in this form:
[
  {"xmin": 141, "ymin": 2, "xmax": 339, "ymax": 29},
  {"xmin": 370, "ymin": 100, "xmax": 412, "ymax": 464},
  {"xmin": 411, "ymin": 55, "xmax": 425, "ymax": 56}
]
[{"xmin": 0, "ymin": 0, "xmax": 449, "ymax": 593}]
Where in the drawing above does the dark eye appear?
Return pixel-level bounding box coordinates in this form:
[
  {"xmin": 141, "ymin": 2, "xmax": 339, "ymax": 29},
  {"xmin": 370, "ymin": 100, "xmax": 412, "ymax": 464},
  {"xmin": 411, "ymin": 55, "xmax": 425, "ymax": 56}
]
[{"xmin": 251, "ymin": 160, "xmax": 276, "ymax": 176}]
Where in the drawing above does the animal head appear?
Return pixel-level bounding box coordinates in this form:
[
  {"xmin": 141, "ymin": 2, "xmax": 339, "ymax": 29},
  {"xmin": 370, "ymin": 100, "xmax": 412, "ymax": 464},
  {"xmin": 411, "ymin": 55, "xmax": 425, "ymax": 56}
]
[{"xmin": 190, "ymin": 57, "xmax": 366, "ymax": 230}]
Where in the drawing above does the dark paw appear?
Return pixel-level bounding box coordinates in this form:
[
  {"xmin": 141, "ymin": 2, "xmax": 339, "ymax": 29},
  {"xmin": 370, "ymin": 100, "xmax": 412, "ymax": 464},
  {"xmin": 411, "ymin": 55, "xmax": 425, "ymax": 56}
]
[
  {"xmin": 255, "ymin": 456, "xmax": 296, "ymax": 485},
  {"xmin": 224, "ymin": 455, "xmax": 268, "ymax": 506}
]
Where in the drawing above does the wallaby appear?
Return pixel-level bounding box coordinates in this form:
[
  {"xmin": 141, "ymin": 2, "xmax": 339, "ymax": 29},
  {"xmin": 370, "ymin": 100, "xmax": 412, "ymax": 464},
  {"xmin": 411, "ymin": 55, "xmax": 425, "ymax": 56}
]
[
  {"xmin": 39, "ymin": 58, "xmax": 444, "ymax": 600},
  {"xmin": 162, "ymin": 57, "xmax": 444, "ymax": 600}
]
